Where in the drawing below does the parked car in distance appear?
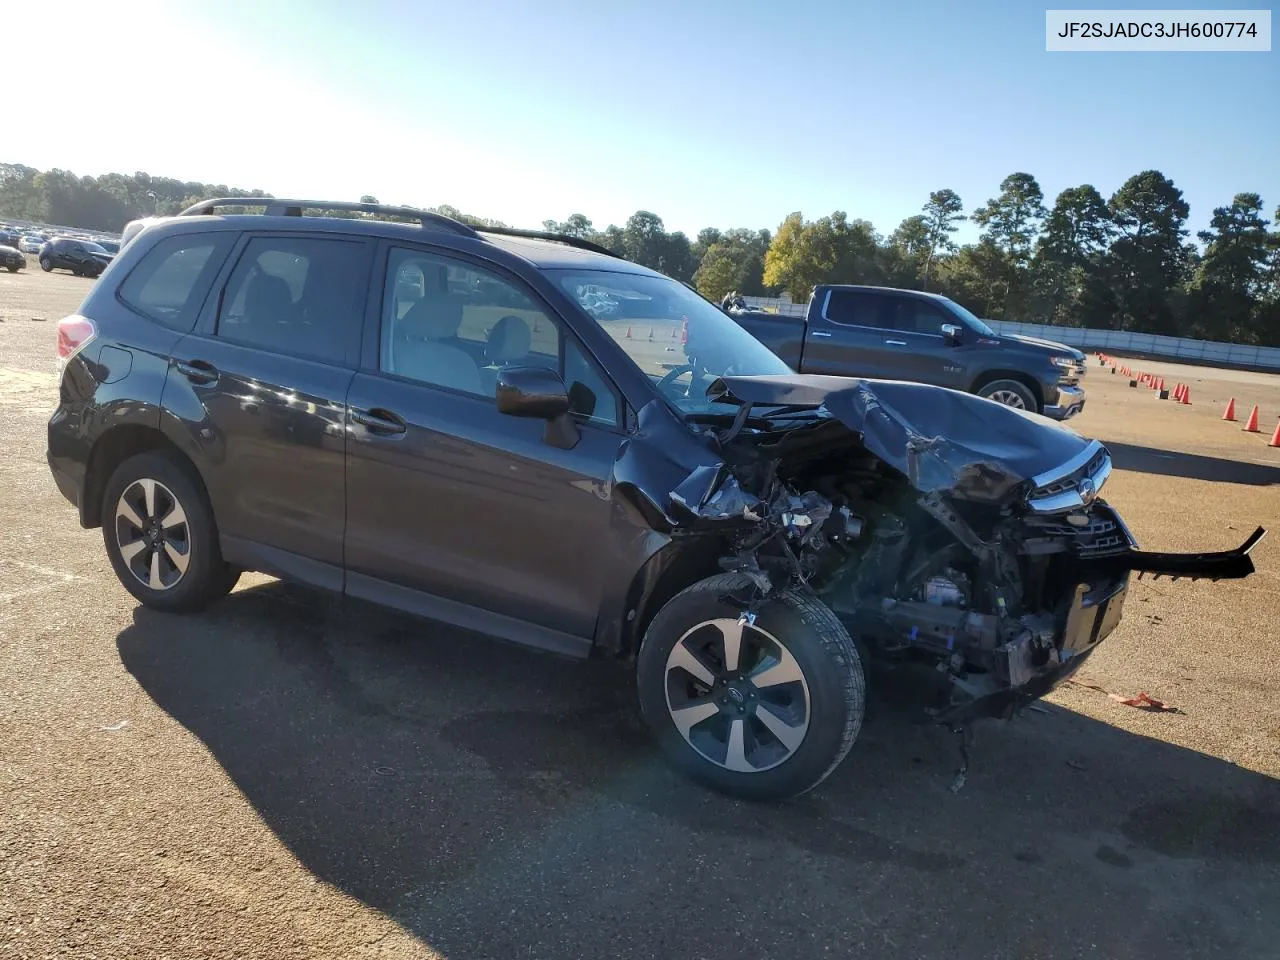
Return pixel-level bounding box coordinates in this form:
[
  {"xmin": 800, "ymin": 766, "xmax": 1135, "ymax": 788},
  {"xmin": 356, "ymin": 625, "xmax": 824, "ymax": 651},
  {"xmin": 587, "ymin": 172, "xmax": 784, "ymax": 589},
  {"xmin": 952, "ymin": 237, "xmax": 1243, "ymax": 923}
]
[
  {"xmin": 45, "ymin": 198, "xmax": 1264, "ymax": 801},
  {"xmin": 0, "ymin": 244, "xmax": 25, "ymax": 272},
  {"xmin": 19, "ymin": 234, "xmax": 46, "ymax": 253},
  {"xmin": 39, "ymin": 237, "xmax": 114, "ymax": 277},
  {"xmin": 0, "ymin": 229, "xmax": 21, "ymax": 249},
  {"xmin": 726, "ymin": 285, "xmax": 1088, "ymax": 419}
]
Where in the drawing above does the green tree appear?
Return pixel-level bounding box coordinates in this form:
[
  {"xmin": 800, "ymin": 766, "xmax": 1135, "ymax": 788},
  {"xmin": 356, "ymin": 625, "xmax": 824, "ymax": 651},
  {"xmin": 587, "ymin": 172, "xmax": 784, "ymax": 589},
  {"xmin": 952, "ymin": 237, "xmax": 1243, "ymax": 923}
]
[
  {"xmin": 1107, "ymin": 170, "xmax": 1191, "ymax": 333},
  {"xmin": 542, "ymin": 213, "xmax": 595, "ymax": 238},
  {"xmin": 1186, "ymin": 193, "xmax": 1272, "ymax": 341},
  {"xmin": 1030, "ymin": 185, "xmax": 1114, "ymax": 325},
  {"xmin": 920, "ymin": 189, "xmax": 964, "ymax": 289}
]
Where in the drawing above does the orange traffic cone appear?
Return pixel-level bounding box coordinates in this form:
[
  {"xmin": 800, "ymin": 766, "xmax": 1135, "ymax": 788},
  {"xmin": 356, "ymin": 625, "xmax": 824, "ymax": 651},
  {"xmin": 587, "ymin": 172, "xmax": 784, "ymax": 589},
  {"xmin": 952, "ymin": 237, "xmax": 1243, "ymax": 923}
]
[
  {"xmin": 1174, "ymin": 383, "xmax": 1185, "ymax": 402},
  {"xmin": 1243, "ymin": 405, "xmax": 1260, "ymax": 432},
  {"xmin": 1159, "ymin": 377, "xmax": 1166, "ymax": 391},
  {"xmin": 648, "ymin": 328, "xmax": 654, "ymax": 341},
  {"xmin": 1270, "ymin": 420, "xmax": 1280, "ymax": 448},
  {"xmin": 1181, "ymin": 386, "xmax": 1191, "ymax": 405},
  {"xmin": 1223, "ymin": 398, "xmax": 1236, "ymax": 420},
  {"xmin": 625, "ymin": 325, "xmax": 633, "ymax": 339}
]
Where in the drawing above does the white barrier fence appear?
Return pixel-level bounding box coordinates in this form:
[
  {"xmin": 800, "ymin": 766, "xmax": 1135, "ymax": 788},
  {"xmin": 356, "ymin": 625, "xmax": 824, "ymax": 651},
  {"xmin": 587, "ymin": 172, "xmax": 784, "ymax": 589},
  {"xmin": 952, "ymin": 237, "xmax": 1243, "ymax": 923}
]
[{"xmin": 738, "ymin": 297, "xmax": 1280, "ymax": 372}]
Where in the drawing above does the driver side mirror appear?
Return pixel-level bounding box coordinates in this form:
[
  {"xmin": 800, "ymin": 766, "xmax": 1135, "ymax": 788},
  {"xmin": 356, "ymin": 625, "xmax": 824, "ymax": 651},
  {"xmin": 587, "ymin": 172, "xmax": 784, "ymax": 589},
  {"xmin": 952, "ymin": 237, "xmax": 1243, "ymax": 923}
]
[
  {"xmin": 496, "ymin": 366, "xmax": 580, "ymax": 450},
  {"xmin": 941, "ymin": 323, "xmax": 962, "ymax": 345}
]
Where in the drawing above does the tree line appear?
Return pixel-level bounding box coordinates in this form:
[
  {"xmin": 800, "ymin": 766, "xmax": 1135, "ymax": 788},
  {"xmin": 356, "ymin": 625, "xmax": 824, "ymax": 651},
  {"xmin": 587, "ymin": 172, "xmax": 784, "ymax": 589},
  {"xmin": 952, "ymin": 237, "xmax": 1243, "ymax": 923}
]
[{"xmin": 3, "ymin": 162, "xmax": 1277, "ymax": 345}]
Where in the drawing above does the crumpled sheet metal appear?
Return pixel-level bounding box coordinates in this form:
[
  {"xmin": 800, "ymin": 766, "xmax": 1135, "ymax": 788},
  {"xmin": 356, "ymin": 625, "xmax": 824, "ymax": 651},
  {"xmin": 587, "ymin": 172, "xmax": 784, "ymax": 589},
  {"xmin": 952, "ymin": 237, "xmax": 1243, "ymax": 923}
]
[{"xmin": 705, "ymin": 373, "xmax": 1095, "ymax": 504}]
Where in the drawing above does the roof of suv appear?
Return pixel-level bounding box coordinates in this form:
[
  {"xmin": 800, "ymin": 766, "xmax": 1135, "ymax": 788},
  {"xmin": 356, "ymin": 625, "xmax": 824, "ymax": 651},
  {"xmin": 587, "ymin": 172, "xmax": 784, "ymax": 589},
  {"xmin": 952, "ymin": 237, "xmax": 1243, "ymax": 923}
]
[{"xmin": 122, "ymin": 198, "xmax": 658, "ymax": 278}]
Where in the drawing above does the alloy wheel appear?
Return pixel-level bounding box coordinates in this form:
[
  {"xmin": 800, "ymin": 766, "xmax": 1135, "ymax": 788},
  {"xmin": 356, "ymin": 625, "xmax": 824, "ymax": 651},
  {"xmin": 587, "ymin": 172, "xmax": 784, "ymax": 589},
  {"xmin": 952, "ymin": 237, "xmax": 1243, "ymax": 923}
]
[
  {"xmin": 664, "ymin": 617, "xmax": 810, "ymax": 773},
  {"xmin": 114, "ymin": 478, "xmax": 192, "ymax": 591},
  {"xmin": 987, "ymin": 389, "xmax": 1027, "ymax": 409}
]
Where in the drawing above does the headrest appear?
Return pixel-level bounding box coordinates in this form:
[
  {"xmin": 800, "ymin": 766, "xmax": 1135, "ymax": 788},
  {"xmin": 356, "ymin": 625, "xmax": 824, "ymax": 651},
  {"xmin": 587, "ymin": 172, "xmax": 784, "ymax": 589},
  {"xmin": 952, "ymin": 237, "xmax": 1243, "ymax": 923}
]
[
  {"xmin": 486, "ymin": 315, "xmax": 532, "ymax": 362},
  {"xmin": 400, "ymin": 297, "xmax": 463, "ymax": 340}
]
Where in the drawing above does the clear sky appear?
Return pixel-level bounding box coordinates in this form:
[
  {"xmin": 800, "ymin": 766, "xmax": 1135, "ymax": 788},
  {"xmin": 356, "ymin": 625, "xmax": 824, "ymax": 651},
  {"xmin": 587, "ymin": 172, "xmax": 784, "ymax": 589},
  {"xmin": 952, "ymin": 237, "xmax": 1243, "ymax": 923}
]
[{"xmin": 6, "ymin": 0, "xmax": 1277, "ymax": 243}]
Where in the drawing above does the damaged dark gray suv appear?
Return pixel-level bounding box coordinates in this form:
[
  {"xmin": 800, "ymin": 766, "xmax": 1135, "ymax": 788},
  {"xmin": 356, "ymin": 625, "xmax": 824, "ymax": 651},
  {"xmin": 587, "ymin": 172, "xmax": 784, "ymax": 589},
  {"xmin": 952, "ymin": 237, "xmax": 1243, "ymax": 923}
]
[{"xmin": 47, "ymin": 199, "xmax": 1266, "ymax": 800}]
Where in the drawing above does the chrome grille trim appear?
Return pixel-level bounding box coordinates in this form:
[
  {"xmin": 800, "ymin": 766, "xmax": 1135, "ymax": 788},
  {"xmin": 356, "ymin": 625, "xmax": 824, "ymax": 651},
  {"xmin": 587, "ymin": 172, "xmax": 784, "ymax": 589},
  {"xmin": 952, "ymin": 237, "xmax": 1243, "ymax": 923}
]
[{"xmin": 1027, "ymin": 440, "xmax": 1112, "ymax": 514}]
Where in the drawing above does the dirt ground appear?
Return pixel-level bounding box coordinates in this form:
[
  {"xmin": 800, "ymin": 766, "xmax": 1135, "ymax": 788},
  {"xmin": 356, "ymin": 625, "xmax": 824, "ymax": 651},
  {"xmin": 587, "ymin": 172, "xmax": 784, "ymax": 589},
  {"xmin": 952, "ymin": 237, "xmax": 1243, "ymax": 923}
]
[{"xmin": 2, "ymin": 266, "xmax": 1278, "ymax": 960}]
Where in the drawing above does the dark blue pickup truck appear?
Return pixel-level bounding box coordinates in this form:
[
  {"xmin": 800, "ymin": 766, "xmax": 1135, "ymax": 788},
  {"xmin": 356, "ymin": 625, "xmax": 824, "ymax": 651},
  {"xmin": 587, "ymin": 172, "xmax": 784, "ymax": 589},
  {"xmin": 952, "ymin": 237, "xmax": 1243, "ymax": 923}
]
[{"xmin": 726, "ymin": 284, "xmax": 1088, "ymax": 420}]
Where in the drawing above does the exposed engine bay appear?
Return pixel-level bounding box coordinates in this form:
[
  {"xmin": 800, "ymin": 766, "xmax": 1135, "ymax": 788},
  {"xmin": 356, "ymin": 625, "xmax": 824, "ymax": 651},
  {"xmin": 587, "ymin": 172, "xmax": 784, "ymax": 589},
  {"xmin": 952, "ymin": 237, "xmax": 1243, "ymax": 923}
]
[{"xmin": 659, "ymin": 374, "xmax": 1266, "ymax": 723}]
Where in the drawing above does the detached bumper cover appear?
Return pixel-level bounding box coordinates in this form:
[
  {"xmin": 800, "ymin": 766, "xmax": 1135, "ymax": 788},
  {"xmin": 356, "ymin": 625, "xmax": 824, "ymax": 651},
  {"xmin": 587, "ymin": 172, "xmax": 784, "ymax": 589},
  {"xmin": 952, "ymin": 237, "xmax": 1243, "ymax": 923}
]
[{"xmin": 1102, "ymin": 526, "xmax": 1267, "ymax": 581}]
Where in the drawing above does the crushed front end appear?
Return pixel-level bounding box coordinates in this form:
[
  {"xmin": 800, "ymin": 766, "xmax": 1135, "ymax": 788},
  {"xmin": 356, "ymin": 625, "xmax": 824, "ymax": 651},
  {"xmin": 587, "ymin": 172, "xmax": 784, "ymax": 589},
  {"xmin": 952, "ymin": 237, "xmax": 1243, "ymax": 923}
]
[{"xmin": 670, "ymin": 376, "xmax": 1265, "ymax": 725}]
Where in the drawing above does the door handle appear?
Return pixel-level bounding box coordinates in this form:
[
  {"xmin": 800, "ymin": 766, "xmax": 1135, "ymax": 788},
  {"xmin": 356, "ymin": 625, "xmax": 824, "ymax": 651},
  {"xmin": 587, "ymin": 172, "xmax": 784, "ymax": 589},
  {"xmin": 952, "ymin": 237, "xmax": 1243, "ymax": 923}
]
[
  {"xmin": 810, "ymin": 330, "xmax": 832, "ymax": 338},
  {"xmin": 351, "ymin": 407, "xmax": 407, "ymax": 435},
  {"xmin": 884, "ymin": 339, "xmax": 907, "ymax": 346},
  {"xmin": 175, "ymin": 359, "xmax": 219, "ymax": 384}
]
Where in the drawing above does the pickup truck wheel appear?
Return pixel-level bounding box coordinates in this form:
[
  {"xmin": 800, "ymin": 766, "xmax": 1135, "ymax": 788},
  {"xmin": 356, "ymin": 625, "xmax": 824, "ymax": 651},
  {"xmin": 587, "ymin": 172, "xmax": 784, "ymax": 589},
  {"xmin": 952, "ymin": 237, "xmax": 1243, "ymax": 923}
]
[
  {"xmin": 101, "ymin": 451, "xmax": 240, "ymax": 613},
  {"xmin": 977, "ymin": 379, "xmax": 1038, "ymax": 412},
  {"xmin": 637, "ymin": 573, "xmax": 864, "ymax": 801}
]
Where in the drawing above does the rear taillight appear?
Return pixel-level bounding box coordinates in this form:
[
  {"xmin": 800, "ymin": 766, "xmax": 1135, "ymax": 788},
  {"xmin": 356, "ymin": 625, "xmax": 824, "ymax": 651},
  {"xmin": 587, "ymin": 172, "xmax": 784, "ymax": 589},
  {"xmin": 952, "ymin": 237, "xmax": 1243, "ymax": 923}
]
[{"xmin": 56, "ymin": 314, "xmax": 97, "ymax": 368}]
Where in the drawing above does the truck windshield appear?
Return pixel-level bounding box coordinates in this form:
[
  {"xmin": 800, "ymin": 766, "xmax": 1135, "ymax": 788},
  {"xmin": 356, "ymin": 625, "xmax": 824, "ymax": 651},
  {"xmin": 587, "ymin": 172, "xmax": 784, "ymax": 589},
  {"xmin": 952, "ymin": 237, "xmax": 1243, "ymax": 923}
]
[
  {"xmin": 548, "ymin": 269, "xmax": 792, "ymax": 414},
  {"xmin": 943, "ymin": 298, "xmax": 997, "ymax": 338}
]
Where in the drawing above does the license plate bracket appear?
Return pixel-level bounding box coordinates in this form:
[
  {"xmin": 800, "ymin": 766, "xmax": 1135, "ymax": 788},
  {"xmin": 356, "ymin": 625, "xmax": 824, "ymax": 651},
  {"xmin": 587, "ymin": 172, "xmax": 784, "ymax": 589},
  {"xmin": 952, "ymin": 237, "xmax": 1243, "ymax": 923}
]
[{"xmin": 1063, "ymin": 579, "xmax": 1128, "ymax": 656}]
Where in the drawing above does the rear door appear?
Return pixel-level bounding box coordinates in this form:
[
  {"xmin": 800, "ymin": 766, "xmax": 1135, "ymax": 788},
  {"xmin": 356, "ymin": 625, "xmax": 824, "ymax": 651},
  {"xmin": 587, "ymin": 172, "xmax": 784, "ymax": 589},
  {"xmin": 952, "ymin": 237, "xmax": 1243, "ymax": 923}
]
[
  {"xmin": 802, "ymin": 289, "xmax": 910, "ymax": 379},
  {"xmin": 343, "ymin": 243, "xmax": 626, "ymax": 644},
  {"xmin": 163, "ymin": 232, "xmax": 373, "ymax": 582},
  {"xmin": 804, "ymin": 290, "xmax": 961, "ymax": 387}
]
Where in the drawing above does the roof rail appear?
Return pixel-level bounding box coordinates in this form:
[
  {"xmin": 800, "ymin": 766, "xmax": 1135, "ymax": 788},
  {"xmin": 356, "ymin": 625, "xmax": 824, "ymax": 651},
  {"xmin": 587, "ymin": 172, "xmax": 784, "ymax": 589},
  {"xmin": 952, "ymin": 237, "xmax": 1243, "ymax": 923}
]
[
  {"xmin": 476, "ymin": 225, "xmax": 621, "ymax": 259},
  {"xmin": 177, "ymin": 198, "xmax": 479, "ymax": 238}
]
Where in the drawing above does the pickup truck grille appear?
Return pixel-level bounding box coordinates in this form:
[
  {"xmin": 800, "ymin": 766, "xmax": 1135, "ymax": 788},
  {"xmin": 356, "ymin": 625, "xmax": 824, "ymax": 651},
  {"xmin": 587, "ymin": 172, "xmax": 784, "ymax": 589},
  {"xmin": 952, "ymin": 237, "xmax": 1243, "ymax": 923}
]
[
  {"xmin": 1023, "ymin": 503, "xmax": 1134, "ymax": 558},
  {"xmin": 1026, "ymin": 441, "xmax": 1112, "ymax": 514}
]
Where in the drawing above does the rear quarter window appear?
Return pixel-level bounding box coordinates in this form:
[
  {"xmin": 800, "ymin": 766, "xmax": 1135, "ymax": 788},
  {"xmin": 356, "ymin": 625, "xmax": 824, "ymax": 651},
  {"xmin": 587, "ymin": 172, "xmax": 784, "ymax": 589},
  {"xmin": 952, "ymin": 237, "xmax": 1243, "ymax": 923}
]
[{"xmin": 118, "ymin": 234, "xmax": 232, "ymax": 331}]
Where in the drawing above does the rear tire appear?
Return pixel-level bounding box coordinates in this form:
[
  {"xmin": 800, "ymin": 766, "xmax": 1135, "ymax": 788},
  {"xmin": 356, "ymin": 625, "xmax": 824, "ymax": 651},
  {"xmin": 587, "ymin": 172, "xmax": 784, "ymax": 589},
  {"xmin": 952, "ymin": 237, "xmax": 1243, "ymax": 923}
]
[
  {"xmin": 637, "ymin": 573, "xmax": 864, "ymax": 801},
  {"xmin": 101, "ymin": 451, "xmax": 240, "ymax": 613},
  {"xmin": 977, "ymin": 378, "xmax": 1038, "ymax": 412},
  {"xmin": 6, "ymin": 265, "xmax": 17, "ymax": 273}
]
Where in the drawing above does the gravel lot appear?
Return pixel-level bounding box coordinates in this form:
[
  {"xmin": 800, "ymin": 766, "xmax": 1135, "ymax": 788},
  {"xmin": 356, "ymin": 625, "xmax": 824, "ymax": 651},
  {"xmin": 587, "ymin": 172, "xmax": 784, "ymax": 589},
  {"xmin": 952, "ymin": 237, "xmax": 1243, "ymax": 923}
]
[{"xmin": 2, "ymin": 266, "xmax": 1279, "ymax": 959}]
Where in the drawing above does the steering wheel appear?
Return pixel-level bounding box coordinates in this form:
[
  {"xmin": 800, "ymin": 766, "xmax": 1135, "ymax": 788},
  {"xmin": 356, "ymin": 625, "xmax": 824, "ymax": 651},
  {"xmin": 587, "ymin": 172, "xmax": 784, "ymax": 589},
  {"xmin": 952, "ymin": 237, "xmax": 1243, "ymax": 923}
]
[{"xmin": 656, "ymin": 363, "xmax": 697, "ymax": 399}]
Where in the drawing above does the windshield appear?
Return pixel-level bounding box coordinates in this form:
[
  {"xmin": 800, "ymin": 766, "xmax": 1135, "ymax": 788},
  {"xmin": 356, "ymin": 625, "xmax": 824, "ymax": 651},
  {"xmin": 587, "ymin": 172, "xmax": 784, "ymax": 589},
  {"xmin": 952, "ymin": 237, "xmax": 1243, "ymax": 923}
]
[
  {"xmin": 942, "ymin": 298, "xmax": 997, "ymax": 338},
  {"xmin": 548, "ymin": 269, "xmax": 792, "ymax": 415}
]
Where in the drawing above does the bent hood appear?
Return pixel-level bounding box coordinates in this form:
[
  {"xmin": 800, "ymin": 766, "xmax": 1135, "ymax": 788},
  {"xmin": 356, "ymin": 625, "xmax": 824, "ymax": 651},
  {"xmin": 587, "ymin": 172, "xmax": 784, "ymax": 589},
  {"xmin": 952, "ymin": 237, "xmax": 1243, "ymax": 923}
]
[{"xmin": 708, "ymin": 374, "xmax": 1095, "ymax": 502}]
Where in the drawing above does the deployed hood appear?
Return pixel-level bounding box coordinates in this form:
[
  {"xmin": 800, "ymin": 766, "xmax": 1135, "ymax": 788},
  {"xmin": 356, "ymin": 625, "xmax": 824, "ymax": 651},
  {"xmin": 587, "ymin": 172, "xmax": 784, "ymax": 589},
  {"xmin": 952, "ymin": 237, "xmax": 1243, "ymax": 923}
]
[{"xmin": 708, "ymin": 374, "xmax": 1094, "ymax": 502}]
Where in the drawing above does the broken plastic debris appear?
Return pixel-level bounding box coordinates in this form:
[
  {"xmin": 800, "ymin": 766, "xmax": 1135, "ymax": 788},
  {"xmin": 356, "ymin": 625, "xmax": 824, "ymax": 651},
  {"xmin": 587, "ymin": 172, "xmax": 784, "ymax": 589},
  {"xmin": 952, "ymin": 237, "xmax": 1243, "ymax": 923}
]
[
  {"xmin": 99, "ymin": 720, "xmax": 129, "ymax": 731},
  {"xmin": 1108, "ymin": 691, "xmax": 1179, "ymax": 713}
]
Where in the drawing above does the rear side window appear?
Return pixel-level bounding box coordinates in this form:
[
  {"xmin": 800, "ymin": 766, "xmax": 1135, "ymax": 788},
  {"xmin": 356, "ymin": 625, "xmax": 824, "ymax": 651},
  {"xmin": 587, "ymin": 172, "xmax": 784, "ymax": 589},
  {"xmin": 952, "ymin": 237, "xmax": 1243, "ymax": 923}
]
[
  {"xmin": 825, "ymin": 290, "xmax": 886, "ymax": 328},
  {"xmin": 118, "ymin": 234, "xmax": 231, "ymax": 331},
  {"xmin": 216, "ymin": 237, "xmax": 367, "ymax": 365}
]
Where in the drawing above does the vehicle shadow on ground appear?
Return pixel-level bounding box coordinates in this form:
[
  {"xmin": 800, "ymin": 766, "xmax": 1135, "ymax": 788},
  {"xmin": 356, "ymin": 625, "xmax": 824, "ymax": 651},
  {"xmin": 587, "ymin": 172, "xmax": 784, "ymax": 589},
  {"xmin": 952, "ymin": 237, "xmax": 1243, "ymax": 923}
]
[
  {"xmin": 1107, "ymin": 441, "xmax": 1280, "ymax": 485},
  {"xmin": 116, "ymin": 580, "xmax": 1280, "ymax": 960}
]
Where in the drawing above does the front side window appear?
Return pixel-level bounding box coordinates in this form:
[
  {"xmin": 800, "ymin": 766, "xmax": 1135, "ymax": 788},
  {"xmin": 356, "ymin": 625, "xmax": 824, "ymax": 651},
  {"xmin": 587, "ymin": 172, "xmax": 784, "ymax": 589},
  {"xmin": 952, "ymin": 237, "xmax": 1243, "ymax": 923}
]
[
  {"xmin": 217, "ymin": 237, "xmax": 366, "ymax": 364},
  {"xmin": 380, "ymin": 248, "xmax": 618, "ymax": 426},
  {"xmin": 547, "ymin": 269, "xmax": 791, "ymax": 416}
]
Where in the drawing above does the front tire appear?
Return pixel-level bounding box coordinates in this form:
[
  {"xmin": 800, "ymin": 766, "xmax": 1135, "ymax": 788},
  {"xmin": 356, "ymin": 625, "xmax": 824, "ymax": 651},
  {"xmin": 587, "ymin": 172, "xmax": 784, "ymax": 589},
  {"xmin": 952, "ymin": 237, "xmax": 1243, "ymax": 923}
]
[
  {"xmin": 101, "ymin": 451, "xmax": 240, "ymax": 613},
  {"xmin": 637, "ymin": 573, "xmax": 864, "ymax": 801},
  {"xmin": 39, "ymin": 257, "xmax": 52, "ymax": 272},
  {"xmin": 977, "ymin": 378, "xmax": 1038, "ymax": 412}
]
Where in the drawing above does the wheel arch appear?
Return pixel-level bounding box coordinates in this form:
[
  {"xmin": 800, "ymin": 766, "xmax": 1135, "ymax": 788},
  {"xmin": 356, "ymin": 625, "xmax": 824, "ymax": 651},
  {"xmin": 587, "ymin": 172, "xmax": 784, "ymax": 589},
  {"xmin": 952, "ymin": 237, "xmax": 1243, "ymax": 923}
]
[
  {"xmin": 607, "ymin": 537, "xmax": 728, "ymax": 661},
  {"xmin": 82, "ymin": 425, "xmax": 205, "ymax": 528}
]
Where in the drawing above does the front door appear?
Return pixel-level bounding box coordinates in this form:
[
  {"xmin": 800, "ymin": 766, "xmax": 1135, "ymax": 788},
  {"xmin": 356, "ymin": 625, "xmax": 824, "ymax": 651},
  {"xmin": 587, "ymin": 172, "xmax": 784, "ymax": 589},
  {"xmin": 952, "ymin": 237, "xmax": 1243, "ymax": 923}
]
[{"xmin": 344, "ymin": 244, "xmax": 627, "ymax": 644}]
